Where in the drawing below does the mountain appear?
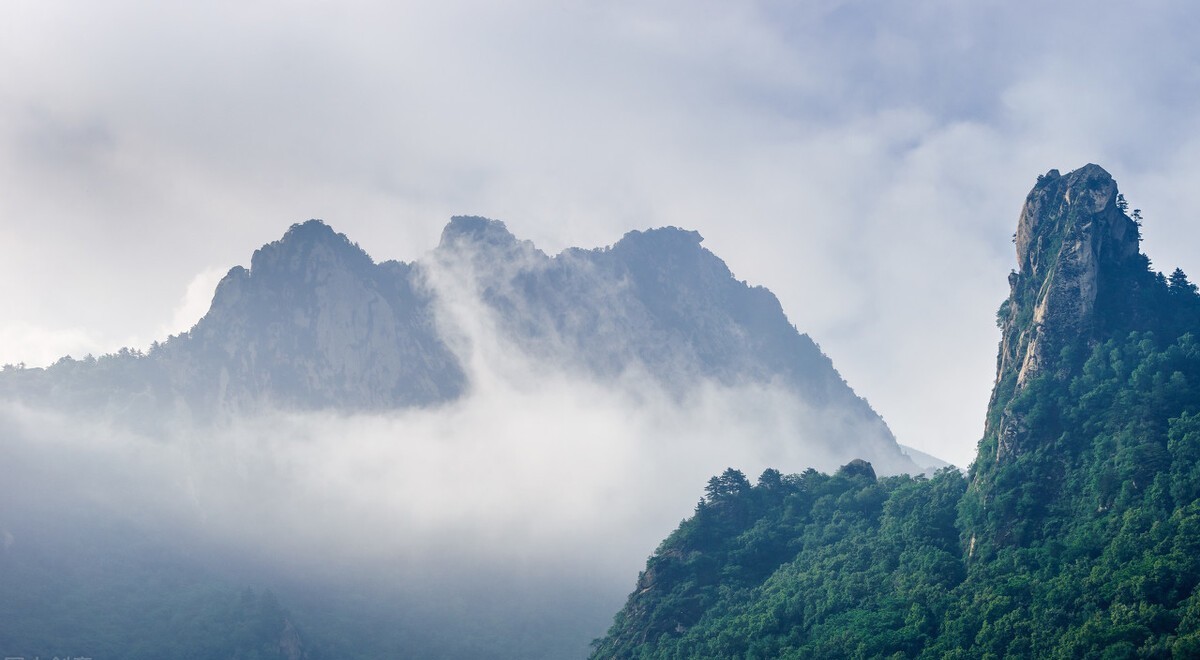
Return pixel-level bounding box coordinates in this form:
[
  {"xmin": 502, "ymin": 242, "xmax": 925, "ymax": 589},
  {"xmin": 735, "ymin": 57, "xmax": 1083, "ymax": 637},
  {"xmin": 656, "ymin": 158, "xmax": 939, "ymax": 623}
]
[
  {"xmin": 987, "ymin": 164, "xmax": 1150, "ymax": 461},
  {"xmin": 963, "ymin": 164, "xmax": 1200, "ymax": 551},
  {"xmin": 0, "ymin": 216, "xmax": 914, "ymax": 474},
  {"xmin": 0, "ymin": 214, "xmax": 921, "ymax": 658},
  {"xmin": 591, "ymin": 164, "xmax": 1200, "ymax": 658},
  {"xmin": 900, "ymin": 443, "xmax": 952, "ymax": 474}
]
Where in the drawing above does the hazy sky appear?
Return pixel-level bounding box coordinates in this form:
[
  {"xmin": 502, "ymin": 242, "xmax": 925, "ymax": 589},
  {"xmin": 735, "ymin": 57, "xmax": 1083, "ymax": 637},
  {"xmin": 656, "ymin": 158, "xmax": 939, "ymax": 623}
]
[{"xmin": 3, "ymin": 1, "xmax": 1199, "ymax": 467}]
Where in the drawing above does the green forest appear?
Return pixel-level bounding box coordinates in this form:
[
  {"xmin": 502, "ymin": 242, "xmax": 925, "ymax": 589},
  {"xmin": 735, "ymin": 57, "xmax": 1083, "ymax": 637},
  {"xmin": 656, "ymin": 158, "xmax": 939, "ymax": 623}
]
[
  {"xmin": 592, "ymin": 169, "xmax": 1200, "ymax": 658},
  {"xmin": 592, "ymin": 329, "xmax": 1200, "ymax": 658}
]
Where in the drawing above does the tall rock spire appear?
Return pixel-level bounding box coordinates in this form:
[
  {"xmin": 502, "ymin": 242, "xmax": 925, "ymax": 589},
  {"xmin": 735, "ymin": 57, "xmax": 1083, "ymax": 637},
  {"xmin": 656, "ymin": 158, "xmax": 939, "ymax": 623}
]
[
  {"xmin": 987, "ymin": 164, "xmax": 1142, "ymax": 462},
  {"xmin": 959, "ymin": 164, "xmax": 1161, "ymax": 555}
]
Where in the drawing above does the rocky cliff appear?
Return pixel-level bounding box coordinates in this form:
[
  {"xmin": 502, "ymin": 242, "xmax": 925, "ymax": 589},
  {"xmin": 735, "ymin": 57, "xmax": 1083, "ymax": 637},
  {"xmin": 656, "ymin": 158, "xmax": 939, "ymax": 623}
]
[
  {"xmin": 987, "ymin": 164, "xmax": 1143, "ymax": 462},
  {"xmin": 964, "ymin": 163, "xmax": 1200, "ymax": 551},
  {"xmin": 168, "ymin": 220, "xmax": 464, "ymax": 414}
]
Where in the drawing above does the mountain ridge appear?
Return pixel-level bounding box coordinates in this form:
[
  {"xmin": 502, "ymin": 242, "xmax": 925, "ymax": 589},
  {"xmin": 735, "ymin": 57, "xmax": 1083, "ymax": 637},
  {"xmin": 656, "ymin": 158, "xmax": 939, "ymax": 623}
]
[{"xmin": 0, "ymin": 217, "xmax": 916, "ymax": 474}]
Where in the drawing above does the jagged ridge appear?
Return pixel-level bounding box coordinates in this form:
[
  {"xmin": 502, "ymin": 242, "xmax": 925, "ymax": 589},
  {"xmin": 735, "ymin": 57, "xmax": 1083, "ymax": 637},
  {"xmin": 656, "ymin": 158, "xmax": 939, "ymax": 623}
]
[{"xmin": 0, "ymin": 216, "xmax": 914, "ymax": 473}]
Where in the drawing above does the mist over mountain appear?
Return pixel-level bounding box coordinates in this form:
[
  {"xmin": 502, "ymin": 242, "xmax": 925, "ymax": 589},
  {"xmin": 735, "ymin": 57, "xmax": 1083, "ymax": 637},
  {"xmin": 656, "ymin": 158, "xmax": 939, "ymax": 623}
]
[
  {"xmin": 1, "ymin": 215, "xmax": 913, "ymax": 472},
  {"xmin": 0, "ymin": 218, "xmax": 917, "ymax": 658},
  {"xmin": 593, "ymin": 164, "xmax": 1200, "ymax": 658}
]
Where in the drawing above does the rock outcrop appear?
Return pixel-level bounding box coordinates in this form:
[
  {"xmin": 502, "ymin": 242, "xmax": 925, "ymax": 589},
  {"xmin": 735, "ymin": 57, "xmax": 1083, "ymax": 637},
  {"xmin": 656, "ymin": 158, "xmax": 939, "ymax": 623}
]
[
  {"xmin": 988, "ymin": 164, "xmax": 1142, "ymax": 461},
  {"xmin": 173, "ymin": 219, "xmax": 464, "ymax": 414}
]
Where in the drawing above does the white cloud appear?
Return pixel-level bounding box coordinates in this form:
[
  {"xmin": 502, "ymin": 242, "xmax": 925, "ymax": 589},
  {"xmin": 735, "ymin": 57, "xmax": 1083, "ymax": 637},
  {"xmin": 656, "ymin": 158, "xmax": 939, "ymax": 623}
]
[
  {"xmin": 160, "ymin": 266, "xmax": 227, "ymax": 339},
  {"xmin": 0, "ymin": 322, "xmax": 101, "ymax": 367},
  {"xmin": 2, "ymin": 0, "xmax": 1199, "ymax": 469}
]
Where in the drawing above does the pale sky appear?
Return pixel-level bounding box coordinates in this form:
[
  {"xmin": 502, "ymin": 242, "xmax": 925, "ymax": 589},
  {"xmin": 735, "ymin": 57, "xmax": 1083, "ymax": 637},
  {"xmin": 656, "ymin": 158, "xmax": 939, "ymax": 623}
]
[{"xmin": 3, "ymin": 0, "xmax": 1199, "ymax": 468}]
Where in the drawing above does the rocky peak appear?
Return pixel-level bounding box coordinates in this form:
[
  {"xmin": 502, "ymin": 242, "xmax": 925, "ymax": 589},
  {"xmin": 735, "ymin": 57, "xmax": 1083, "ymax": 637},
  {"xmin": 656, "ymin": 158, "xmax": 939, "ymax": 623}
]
[
  {"xmin": 435, "ymin": 215, "xmax": 546, "ymax": 268},
  {"xmin": 987, "ymin": 164, "xmax": 1142, "ymax": 461},
  {"xmin": 200, "ymin": 219, "xmax": 376, "ymax": 333},
  {"xmin": 248, "ymin": 219, "xmax": 375, "ymax": 281},
  {"xmin": 1014, "ymin": 164, "xmax": 1137, "ymax": 280},
  {"xmin": 609, "ymin": 227, "xmax": 732, "ymax": 291},
  {"xmin": 179, "ymin": 219, "xmax": 464, "ymax": 414},
  {"xmin": 438, "ymin": 215, "xmax": 520, "ymax": 250},
  {"xmin": 614, "ymin": 226, "xmax": 705, "ymax": 250}
]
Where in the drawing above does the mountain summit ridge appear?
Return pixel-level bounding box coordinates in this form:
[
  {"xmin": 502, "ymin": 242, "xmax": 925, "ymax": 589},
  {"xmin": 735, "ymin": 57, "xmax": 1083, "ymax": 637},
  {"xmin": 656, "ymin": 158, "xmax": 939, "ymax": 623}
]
[{"xmin": 0, "ymin": 217, "xmax": 917, "ymax": 474}]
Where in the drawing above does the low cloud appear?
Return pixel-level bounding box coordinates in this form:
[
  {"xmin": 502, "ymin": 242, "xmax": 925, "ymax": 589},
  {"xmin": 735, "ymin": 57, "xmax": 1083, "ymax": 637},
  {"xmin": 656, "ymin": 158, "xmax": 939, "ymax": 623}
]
[
  {"xmin": 0, "ymin": 322, "xmax": 103, "ymax": 368},
  {"xmin": 1, "ymin": 245, "xmax": 890, "ymax": 653},
  {"xmin": 0, "ymin": 333, "xmax": 858, "ymax": 584},
  {"xmin": 159, "ymin": 266, "xmax": 227, "ymax": 339}
]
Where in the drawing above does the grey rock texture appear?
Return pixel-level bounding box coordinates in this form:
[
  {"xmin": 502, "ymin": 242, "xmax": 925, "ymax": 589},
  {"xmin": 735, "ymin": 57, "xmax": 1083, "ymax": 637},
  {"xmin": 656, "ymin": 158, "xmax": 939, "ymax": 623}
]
[
  {"xmin": 989, "ymin": 164, "xmax": 1142, "ymax": 461},
  {"xmin": 434, "ymin": 217, "xmax": 869, "ymax": 405},
  {"xmin": 169, "ymin": 220, "xmax": 464, "ymax": 415}
]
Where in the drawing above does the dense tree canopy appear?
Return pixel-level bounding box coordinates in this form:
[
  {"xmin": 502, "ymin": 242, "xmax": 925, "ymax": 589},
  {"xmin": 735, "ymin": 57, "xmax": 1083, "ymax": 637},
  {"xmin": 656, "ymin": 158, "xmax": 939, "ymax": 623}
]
[{"xmin": 593, "ymin": 249, "xmax": 1200, "ymax": 658}]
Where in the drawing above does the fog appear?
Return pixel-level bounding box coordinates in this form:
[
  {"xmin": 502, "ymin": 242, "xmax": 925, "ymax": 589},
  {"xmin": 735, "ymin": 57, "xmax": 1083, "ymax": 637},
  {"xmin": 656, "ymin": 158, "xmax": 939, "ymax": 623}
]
[
  {"xmin": 6, "ymin": 2, "xmax": 1200, "ymax": 470},
  {"xmin": 0, "ymin": 236, "xmax": 886, "ymax": 655},
  {"xmin": 2, "ymin": 371, "xmax": 838, "ymax": 569},
  {"xmin": 0, "ymin": 362, "xmax": 851, "ymax": 656}
]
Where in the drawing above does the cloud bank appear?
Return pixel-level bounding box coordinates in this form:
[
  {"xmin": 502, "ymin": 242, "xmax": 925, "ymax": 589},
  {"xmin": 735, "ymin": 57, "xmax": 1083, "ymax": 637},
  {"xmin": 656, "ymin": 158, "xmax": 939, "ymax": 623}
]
[
  {"xmin": 1, "ymin": 245, "xmax": 900, "ymax": 654},
  {"xmin": 3, "ymin": 0, "xmax": 1199, "ymax": 466}
]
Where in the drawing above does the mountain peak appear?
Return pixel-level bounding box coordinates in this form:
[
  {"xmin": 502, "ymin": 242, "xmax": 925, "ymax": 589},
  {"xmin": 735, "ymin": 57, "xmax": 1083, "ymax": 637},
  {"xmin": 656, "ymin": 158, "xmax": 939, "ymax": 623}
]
[
  {"xmin": 438, "ymin": 215, "xmax": 518, "ymax": 250},
  {"xmin": 2, "ymin": 213, "xmax": 912, "ymax": 475},
  {"xmin": 616, "ymin": 226, "xmax": 704, "ymax": 247},
  {"xmin": 282, "ymin": 218, "xmax": 340, "ymax": 242},
  {"xmin": 610, "ymin": 227, "xmax": 719, "ymax": 279},
  {"xmin": 988, "ymin": 164, "xmax": 1144, "ymax": 462},
  {"xmin": 246, "ymin": 219, "xmax": 374, "ymax": 281},
  {"xmin": 1016, "ymin": 164, "xmax": 1134, "ymax": 276}
]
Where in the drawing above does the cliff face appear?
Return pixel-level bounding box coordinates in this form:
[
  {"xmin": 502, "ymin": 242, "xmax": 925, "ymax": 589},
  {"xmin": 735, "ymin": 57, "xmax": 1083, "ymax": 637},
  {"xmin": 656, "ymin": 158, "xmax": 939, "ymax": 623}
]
[
  {"xmin": 431, "ymin": 217, "xmax": 913, "ymax": 474},
  {"xmin": 987, "ymin": 164, "xmax": 1142, "ymax": 462},
  {"xmin": 962, "ymin": 163, "xmax": 1191, "ymax": 552},
  {"xmin": 174, "ymin": 220, "xmax": 464, "ymax": 414}
]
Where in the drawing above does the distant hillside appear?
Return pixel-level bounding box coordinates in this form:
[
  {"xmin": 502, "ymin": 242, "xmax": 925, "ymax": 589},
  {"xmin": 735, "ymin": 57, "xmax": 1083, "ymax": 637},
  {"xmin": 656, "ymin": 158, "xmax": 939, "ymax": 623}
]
[
  {"xmin": 0, "ymin": 216, "xmax": 914, "ymax": 474},
  {"xmin": 592, "ymin": 164, "xmax": 1200, "ymax": 658},
  {"xmin": 900, "ymin": 444, "xmax": 952, "ymax": 474},
  {"xmin": 0, "ymin": 214, "xmax": 920, "ymax": 658}
]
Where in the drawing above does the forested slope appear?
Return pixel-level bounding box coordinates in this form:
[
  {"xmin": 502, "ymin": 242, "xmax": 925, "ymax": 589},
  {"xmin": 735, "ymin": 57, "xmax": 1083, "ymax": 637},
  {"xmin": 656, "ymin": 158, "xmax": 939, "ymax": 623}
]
[{"xmin": 593, "ymin": 165, "xmax": 1200, "ymax": 658}]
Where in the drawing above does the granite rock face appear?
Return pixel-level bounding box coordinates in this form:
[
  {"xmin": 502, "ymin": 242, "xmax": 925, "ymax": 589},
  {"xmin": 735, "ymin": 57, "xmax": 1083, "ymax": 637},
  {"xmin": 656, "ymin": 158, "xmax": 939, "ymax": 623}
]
[
  {"xmin": 989, "ymin": 164, "xmax": 1142, "ymax": 461},
  {"xmin": 175, "ymin": 220, "xmax": 464, "ymax": 414}
]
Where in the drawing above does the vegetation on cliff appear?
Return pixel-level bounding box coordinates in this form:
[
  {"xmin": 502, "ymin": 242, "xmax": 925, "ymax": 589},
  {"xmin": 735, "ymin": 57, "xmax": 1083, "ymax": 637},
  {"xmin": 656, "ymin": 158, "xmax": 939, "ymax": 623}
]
[{"xmin": 593, "ymin": 165, "xmax": 1200, "ymax": 658}]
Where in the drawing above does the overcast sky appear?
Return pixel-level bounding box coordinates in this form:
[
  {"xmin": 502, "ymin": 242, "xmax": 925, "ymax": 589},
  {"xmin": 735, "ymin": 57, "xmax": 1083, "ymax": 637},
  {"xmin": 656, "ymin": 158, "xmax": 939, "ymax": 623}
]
[{"xmin": 2, "ymin": 0, "xmax": 1199, "ymax": 467}]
